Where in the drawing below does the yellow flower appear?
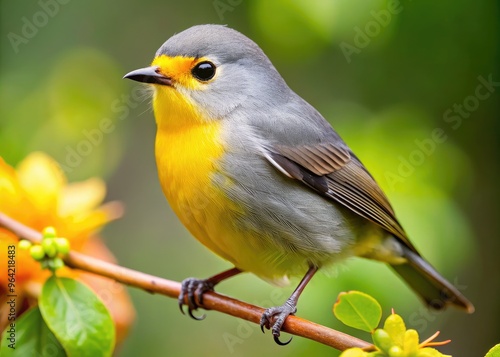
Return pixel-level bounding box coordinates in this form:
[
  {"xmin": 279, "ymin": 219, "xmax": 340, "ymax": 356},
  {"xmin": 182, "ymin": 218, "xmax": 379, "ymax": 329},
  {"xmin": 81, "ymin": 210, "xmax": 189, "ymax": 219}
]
[
  {"xmin": 0, "ymin": 152, "xmax": 134, "ymax": 344},
  {"xmin": 384, "ymin": 313, "xmax": 451, "ymax": 356},
  {"xmin": 340, "ymin": 312, "xmax": 451, "ymax": 357}
]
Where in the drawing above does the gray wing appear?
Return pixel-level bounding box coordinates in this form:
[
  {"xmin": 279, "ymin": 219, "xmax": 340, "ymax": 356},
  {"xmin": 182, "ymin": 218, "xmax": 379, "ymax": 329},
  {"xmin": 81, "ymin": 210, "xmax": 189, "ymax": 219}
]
[{"xmin": 265, "ymin": 141, "xmax": 418, "ymax": 254}]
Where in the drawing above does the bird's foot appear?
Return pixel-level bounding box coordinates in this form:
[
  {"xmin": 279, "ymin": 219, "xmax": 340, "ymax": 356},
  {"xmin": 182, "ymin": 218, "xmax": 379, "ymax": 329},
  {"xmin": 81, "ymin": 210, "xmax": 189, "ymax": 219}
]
[
  {"xmin": 259, "ymin": 299, "xmax": 297, "ymax": 345},
  {"xmin": 178, "ymin": 277, "xmax": 215, "ymax": 320}
]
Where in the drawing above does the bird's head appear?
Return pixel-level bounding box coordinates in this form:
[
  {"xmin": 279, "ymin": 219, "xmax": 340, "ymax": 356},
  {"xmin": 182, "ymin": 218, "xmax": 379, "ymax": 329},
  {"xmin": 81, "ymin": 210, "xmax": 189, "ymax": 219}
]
[{"xmin": 124, "ymin": 24, "xmax": 288, "ymax": 127}]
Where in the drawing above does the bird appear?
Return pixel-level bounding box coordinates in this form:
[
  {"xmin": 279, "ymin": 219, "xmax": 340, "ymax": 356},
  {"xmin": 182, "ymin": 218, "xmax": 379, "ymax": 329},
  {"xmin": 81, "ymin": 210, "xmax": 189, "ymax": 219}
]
[{"xmin": 124, "ymin": 24, "xmax": 474, "ymax": 345}]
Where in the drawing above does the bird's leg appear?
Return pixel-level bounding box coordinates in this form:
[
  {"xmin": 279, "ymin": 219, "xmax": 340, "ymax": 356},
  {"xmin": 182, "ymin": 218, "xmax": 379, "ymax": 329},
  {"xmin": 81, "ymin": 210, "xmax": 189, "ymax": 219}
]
[
  {"xmin": 260, "ymin": 265, "xmax": 318, "ymax": 345},
  {"xmin": 179, "ymin": 267, "xmax": 242, "ymax": 320}
]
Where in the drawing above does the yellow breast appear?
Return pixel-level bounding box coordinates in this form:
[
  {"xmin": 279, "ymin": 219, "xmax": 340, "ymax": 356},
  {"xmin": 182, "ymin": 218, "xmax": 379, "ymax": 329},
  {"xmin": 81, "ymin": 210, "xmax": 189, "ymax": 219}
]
[
  {"xmin": 152, "ymin": 83, "xmax": 298, "ymax": 281},
  {"xmin": 153, "ymin": 86, "xmax": 236, "ymax": 260}
]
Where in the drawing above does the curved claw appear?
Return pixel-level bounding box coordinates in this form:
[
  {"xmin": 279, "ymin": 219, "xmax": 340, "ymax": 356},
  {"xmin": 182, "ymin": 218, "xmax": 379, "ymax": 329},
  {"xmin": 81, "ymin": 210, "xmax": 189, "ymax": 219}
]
[
  {"xmin": 178, "ymin": 277, "xmax": 214, "ymax": 321},
  {"xmin": 178, "ymin": 283, "xmax": 188, "ymax": 315},
  {"xmin": 259, "ymin": 300, "xmax": 297, "ymax": 345},
  {"xmin": 178, "ymin": 286, "xmax": 187, "ymax": 315},
  {"xmin": 273, "ymin": 334, "xmax": 292, "ymax": 346},
  {"xmin": 188, "ymin": 308, "xmax": 206, "ymax": 321},
  {"xmin": 260, "ymin": 311, "xmax": 272, "ymax": 333}
]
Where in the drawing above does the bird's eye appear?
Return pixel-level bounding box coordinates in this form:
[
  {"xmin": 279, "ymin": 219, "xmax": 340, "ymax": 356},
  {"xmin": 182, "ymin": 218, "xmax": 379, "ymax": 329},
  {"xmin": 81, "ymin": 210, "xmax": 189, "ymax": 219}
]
[{"xmin": 192, "ymin": 61, "xmax": 216, "ymax": 81}]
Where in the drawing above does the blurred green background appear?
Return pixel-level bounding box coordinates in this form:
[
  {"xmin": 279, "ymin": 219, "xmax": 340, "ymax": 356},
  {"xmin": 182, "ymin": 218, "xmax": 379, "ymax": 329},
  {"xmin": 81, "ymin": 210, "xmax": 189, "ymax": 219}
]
[{"xmin": 1, "ymin": 0, "xmax": 498, "ymax": 355}]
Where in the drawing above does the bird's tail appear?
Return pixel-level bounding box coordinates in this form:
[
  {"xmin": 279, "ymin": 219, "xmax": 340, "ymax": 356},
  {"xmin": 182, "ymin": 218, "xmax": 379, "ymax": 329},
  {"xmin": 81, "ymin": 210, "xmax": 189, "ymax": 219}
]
[{"xmin": 390, "ymin": 245, "xmax": 474, "ymax": 313}]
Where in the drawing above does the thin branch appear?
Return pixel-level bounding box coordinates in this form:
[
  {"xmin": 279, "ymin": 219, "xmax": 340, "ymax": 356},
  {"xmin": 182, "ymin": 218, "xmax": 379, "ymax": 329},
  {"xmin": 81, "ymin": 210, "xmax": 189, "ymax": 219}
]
[{"xmin": 0, "ymin": 212, "xmax": 371, "ymax": 351}]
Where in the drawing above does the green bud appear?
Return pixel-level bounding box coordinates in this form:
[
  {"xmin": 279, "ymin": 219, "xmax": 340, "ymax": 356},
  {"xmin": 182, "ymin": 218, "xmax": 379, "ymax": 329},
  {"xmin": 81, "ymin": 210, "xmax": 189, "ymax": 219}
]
[
  {"xmin": 372, "ymin": 329, "xmax": 393, "ymax": 354},
  {"xmin": 19, "ymin": 240, "xmax": 32, "ymax": 250},
  {"xmin": 54, "ymin": 237, "xmax": 70, "ymax": 254},
  {"xmin": 42, "ymin": 226, "xmax": 57, "ymax": 238},
  {"xmin": 48, "ymin": 257, "xmax": 65, "ymax": 271},
  {"xmin": 42, "ymin": 238, "xmax": 57, "ymax": 258},
  {"xmin": 388, "ymin": 346, "xmax": 404, "ymax": 357},
  {"xmin": 30, "ymin": 245, "xmax": 45, "ymax": 261}
]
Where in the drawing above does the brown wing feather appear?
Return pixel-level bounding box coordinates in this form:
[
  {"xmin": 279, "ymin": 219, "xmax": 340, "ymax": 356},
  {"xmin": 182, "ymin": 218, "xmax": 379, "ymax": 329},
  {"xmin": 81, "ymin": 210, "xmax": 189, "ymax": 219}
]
[
  {"xmin": 268, "ymin": 145, "xmax": 418, "ymax": 253},
  {"xmin": 275, "ymin": 143, "xmax": 350, "ymax": 175}
]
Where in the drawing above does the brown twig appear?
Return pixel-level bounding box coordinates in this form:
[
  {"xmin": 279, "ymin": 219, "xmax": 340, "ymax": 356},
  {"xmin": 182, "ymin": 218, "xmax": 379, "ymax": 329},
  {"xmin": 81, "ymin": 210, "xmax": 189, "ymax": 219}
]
[{"xmin": 0, "ymin": 211, "xmax": 371, "ymax": 351}]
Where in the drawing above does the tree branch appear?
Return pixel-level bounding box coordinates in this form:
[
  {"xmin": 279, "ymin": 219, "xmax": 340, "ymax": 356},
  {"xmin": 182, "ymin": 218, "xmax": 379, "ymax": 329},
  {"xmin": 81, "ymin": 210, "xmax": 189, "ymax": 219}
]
[{"xmin": 0, "ymin": 212, "xmax": 371, "ymax": 351}]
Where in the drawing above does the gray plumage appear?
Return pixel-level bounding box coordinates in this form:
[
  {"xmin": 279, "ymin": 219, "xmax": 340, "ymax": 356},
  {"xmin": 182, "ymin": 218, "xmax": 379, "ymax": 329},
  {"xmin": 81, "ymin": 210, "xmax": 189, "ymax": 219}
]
[{"xmin": 126, "ymin": 24, "xmax": 474, "ymax": 313}]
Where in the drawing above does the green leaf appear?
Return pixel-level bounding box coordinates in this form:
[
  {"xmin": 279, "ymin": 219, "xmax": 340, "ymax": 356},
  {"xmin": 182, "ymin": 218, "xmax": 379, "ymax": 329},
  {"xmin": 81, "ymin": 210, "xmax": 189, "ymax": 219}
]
[
  {"xmin": 333, "ymin": 291, "xmax": 382, "ymax": 332},
  {"xmin": 39, "ymin": 276, "xmax": 115, "ymax": 357},
  {"xmin": 485, "ymin": 344, "xmax": 500, "ymax": 357},
  {"xmin": 0, "ymin": 307, "xmax": 65, "ymax": 356}
]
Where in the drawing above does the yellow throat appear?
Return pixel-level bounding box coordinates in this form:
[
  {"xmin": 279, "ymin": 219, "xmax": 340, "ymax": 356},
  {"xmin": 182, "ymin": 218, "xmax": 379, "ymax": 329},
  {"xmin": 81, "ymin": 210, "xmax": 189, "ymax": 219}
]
[{"xmin": 151, "ymin": 55, "xmax": 228, "ymax": 256}]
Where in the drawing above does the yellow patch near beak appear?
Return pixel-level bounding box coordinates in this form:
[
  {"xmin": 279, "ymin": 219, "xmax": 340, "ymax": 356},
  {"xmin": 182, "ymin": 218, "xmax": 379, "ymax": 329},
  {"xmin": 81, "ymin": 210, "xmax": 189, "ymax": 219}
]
[{"xmin": 151, "ymin": 55, "xmax": 203, "ymax": 90}]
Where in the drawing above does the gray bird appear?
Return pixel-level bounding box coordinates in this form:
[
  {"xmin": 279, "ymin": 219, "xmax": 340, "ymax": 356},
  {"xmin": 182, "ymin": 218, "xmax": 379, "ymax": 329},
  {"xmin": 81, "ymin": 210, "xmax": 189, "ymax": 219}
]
[{"xmin": 124, "ymin": 24, "xmax": 474, "ymax": 344}]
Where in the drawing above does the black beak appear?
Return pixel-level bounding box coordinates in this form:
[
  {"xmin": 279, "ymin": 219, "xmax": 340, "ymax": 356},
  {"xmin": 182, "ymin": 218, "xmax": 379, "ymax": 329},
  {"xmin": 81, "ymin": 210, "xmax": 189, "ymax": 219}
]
[{"xmin": 123, "ymin": 66, "xmax": 172, "ymax": 86}]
